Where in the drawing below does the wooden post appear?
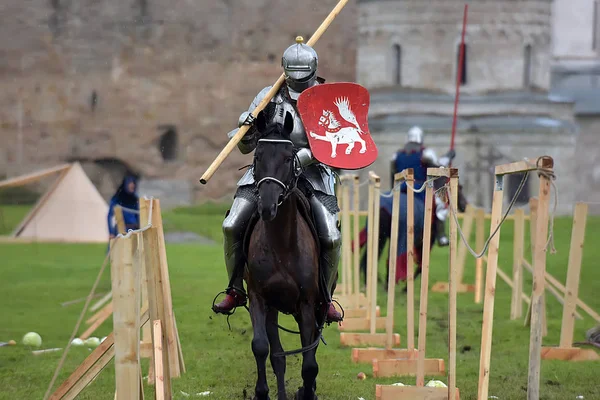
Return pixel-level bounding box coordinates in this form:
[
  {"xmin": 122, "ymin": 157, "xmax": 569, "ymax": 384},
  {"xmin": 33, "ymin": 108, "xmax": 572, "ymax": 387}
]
[
  {"xmin": 474, "ymin": 208, "xmax": 485, "ymax": 304},
  {"xmin": 385, "ymin": 176, "xmax": 401, "ymax": 350},
  {"xmin": 527, "ymin": 160, "xmax": 553, "ymax": 400},
  {"xmin": 511, "ymin": 209, "xmax": 525, "ymax": 319},
  {"xmin": 353, "ymin": 176, "xmax": 361, "ymax": 310},
  {"xmin": 153, "ymin": 320, "xmax": 169, "ymax": 400},
  {"xmin": 556, "ymin": 203, "xmax": 588, "ymax": 348},
  {"xmin": 139, "ymin": 200, "xmax": 152, "ymax": 353},
  {"xmin": 366, "ymin": 178, "xmax": 375, "ymax": 320},
  {"xmin": 406, "ymin": 170, "xmax": 415, "ymax": 351},
  {"xmin": 370, "ymin": 174, "xmax": 381, "ymax": 335},
  {"xmin": 416, "ymin": 176, "xmax": 435, "ymax": 387},
  {"xmin": 525, "ymin": 197, "xmax": 547, "ymax": 336},
  {"xmin": 448, "ymin": 172, "xmax": 459, "ymax": 399},
  {"xmin": 149, "ymin": 199, "xmax": 181, "ymax": 378},
  {"xmin": 477, "ymin": 175, "xmax": 507, "ymax": 400},
  {"xmin": 111, "ymin": 237, "xmax": 141, "ymax": 400},
  {"xmin": 114, "ymin": 206, "xmax": 126, "ymax": 235}
]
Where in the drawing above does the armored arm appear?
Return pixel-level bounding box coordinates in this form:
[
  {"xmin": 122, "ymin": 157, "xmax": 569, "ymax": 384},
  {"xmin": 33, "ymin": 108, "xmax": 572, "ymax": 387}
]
[
  {"xmin": 296, "ymin": 147, "xmax": 316, "ymax": 168},
  {"xmin": 438, "ymin": 149, "xmax": 456, "ymax": 167},
  {"xmin": 421, "ymin": 147, "xmax": 440, "ymax": 167},
  {"xmin": 229, "ymin": 86, "xmax": 273, "ymax": 155}
]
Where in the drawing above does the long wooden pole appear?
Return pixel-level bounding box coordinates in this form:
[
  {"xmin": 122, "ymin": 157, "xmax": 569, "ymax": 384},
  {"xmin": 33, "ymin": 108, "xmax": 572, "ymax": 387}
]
[
  {"xmin": 477, "ymin": 174, "xmax": 505, "ymax": 400},
  {"xmin": 559, "ymin": 203, "xmax": 588, "ymax": 348},
  {"xmin": 448, "ymin": 172, "xmax": 459, "ymax": 399},
  {"xmin": 370, "ymin": 176, "xmax": 381, "ymax": 334},
  {"xmin": 385, "ymin": 176, "xmax": 401, "ymax": 350},
  {"xmin": 416, "ymin": 178, "xmax": 435, "ymax": 387},
  {"xmin": 199, "ymin": 0, "xmax": 350, "ymax": 184},
  {"xmin": 353, "ymin": 176, "xmax": 361, "ymax": 309},
  {"xmin": 527, "ymin": 167, "xmax": 553, "ymax": 400},
  {"xmin": 406, "ymin": 170, "xmax": 415, "ymax": 351}
]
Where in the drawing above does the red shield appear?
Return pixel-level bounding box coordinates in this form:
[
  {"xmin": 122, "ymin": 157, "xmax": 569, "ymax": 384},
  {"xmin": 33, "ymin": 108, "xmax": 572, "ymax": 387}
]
[{"xmin": 297, "ymin": 82, "xmax": 378, "ymax": 170}]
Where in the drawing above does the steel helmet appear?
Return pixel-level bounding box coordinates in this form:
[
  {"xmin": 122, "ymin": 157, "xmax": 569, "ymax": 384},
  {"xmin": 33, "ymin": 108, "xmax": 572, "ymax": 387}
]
[{"xmin": 281, "ymin": 36, "xmax": 318, "ymax": 98}]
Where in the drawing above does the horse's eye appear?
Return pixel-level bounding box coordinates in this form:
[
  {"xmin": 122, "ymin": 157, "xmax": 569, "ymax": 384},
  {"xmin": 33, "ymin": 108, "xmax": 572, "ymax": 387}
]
[{"xmin": 285, "ymin": 157, "xmax": 293, "ymax": 164}]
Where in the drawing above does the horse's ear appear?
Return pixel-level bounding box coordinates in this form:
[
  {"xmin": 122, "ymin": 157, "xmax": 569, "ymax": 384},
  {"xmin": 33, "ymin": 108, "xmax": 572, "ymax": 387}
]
[
  {"xmin": 256, "ymin": 110, "xmax": 267, "ymax": 134},
  {"xmin": 283, "ymin": 112, "xmax": 294, "ymax": 137}
]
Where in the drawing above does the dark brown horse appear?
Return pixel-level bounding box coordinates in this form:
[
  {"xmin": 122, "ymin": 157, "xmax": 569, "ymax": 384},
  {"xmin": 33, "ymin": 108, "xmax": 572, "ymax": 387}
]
[{"xmin": 245, "ymin": 111, "xmax": 327, "ymax": 400}]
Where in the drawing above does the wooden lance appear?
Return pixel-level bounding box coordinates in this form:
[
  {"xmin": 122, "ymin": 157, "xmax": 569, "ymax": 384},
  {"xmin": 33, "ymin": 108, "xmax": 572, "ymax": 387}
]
[{"xmin": 199, "ymin": 0, "xmax": 350, "ymax": 185}]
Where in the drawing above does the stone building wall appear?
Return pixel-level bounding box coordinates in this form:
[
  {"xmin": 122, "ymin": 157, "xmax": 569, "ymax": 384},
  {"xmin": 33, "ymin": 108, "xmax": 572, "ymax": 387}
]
[
  {"xmin": 0, "ymin": 0, "xmax": 358, "ymax": 204},
  {"xmin": 357, "ymin": 0, "xmax": 552, "ymax": 93}
]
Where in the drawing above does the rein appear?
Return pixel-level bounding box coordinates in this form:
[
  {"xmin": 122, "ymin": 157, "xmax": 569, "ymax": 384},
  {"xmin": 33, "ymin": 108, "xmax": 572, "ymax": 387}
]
[{"xmin": 254, "ymin": 138, "xmax": 302, "ymax": 206}]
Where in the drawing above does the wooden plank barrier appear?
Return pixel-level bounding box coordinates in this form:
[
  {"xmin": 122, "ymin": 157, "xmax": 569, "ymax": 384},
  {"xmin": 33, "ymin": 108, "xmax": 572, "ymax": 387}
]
[
  {"xmin": 48, "ymin": 197, "xmax": 183, "ymax": 400},
  {"xmin": 541, "ymin": 202, "xmax": 599, "ymax": 362},
  {"xmin": 335, "ymin": 173, "xmax": 380, "ymax": 320},
  {"xmin": 375, "ymin": 167, "xmax": 459, "ymax": 399},
  {"xmin": 475, "ymin": 156, "xmax": 553, "ymax": 400},
  {"xmin": 352, "ymin": 170, "xmax": 416, "ymax": 363},
  {"xmin": 340, "ymin": 172, "xmax": 390, "ymax": 346}
]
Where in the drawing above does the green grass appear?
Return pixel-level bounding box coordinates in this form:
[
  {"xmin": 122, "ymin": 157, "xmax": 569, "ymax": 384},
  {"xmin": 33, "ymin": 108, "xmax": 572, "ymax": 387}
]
[
  {"xmin": 0, "ymin": 205, "xmax": 32, "ymax": 235},
  {"xmin": 0, "ymin": 204, "xmax": 599, "ymax": 399}
]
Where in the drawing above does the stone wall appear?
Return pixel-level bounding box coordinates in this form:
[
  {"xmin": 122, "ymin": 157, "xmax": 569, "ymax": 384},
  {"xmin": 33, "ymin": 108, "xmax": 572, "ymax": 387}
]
[
  {"xmin": 357, "ymin": 0, "xmax": 552, "ymax": 93},
  {"xmin": 0, "ymin": 0, "xmax": 358, "ymax": 205},
  {"xmin": 552, "ymin": 0, "xmax": 599, "ymax": 62}
]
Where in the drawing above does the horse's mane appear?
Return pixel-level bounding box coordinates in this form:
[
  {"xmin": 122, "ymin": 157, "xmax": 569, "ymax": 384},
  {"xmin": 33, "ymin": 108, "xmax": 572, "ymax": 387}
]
[{"xmin": 324, "ymin": 110, "xmax": 341, "ymax": 128}]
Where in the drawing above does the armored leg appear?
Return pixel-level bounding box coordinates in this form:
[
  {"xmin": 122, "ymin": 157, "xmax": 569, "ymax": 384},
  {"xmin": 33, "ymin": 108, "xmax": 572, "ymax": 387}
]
[
  {"xmin": 212, "ymin": 192, "xmax": 257, "ymax": 314},
  {"xmin": 309, "ymin": 194, "xmax": 343, "ymax": 323}
]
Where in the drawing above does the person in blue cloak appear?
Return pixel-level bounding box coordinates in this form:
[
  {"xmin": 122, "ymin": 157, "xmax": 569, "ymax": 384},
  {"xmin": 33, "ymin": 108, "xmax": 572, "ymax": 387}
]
[{"xmin": 107, "ymin": 175, "xmax": 140, "ymax": 239}]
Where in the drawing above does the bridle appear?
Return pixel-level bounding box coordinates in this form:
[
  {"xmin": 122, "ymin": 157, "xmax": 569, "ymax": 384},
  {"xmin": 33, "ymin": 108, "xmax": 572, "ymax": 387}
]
[{"xmin": 254, "ymin": 138, "xmax": 302, "ymax": 206}]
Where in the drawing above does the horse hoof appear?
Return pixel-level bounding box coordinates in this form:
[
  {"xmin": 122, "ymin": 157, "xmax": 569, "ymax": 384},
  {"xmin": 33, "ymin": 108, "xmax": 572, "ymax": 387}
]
[{"xmin": 295, "ymin": 388, "xmax": 317, "ymax": 400}]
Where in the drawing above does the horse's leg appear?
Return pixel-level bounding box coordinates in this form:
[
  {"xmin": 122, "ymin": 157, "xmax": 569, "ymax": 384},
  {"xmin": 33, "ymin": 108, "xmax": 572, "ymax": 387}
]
[
  {"xmin": 250, "ymin": 294, "xmax": 270, "ymax": 400},
  {"xmin": 266, "ymin": 309, "xmax": 287, "ymax": 400},
  {"xmin": 345, "ymin": 140, "xmax": 355, "ymax": 154},
  {"xmin": 378, "ymin": 210, "xmax": 392, "ymax": 291},
  {"xmin": 296, "ymin": 304, "xmax": 319, "ymax": 400},
  {"xmin": 329, "ymin": 137, "xmax": 337, "ymax": 158},
  {"xmin": 357, "ymin": 136, "xmax": 367, "ymax": 153}
]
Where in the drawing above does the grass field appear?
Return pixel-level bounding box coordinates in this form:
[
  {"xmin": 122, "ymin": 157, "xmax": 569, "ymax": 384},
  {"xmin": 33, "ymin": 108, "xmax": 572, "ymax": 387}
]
[{"xmin": 0, "ymin": 203, "xmax": 599, "ymax": 400}]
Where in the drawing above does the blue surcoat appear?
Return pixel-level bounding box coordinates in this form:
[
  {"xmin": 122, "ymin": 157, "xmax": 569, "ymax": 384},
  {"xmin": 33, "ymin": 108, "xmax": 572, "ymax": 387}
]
[{"xmin": 393, "ymin": 147, "xmax": 427, "ymax": 200}]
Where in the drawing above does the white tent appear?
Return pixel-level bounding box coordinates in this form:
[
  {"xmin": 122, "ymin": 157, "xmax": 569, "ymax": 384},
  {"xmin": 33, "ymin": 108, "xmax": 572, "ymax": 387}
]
[{"xmin": 0, "ymin": 162, "xmax": 109, "ymax": 243}]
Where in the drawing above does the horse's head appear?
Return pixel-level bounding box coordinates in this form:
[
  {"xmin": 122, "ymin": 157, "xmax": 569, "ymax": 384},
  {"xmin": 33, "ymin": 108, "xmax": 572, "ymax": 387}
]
[
  {"xmin": 253, "ymin": 111, "xmax": 299, "ymax": 221},
  {"xmin": 318, "ymin": 110, "xmax": 330, "ymax": 127}
]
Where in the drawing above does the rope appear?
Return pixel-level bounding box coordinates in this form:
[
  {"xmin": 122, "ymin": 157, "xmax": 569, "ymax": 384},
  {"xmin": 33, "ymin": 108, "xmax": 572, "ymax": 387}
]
[
  {"xmin": 379, "ymin": 176, "xmax": 442, "ymax": 198},
  {"xmin": 443, "ymin": 159, "xmax": 557, "ymax": 259},
  {"xmin": 115, "ymin": 196, "xmax": 155, "ymax": 239}
]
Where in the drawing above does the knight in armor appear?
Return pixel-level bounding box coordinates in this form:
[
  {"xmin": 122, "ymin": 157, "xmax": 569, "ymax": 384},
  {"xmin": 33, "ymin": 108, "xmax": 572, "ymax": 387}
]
[
  {"xmin": 212, "ymin": 37, "xmax": 343, "ymax": 323},
  {"xmin": 389, "ymin": 126, "xmax": 455, "ymax": 246}
]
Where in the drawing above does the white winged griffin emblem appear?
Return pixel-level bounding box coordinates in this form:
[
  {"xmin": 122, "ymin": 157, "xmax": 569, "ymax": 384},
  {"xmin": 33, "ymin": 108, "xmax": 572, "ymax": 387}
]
[{"xmin": 309, "ymin": 97, "xmax": 367, "ymax": 158}]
